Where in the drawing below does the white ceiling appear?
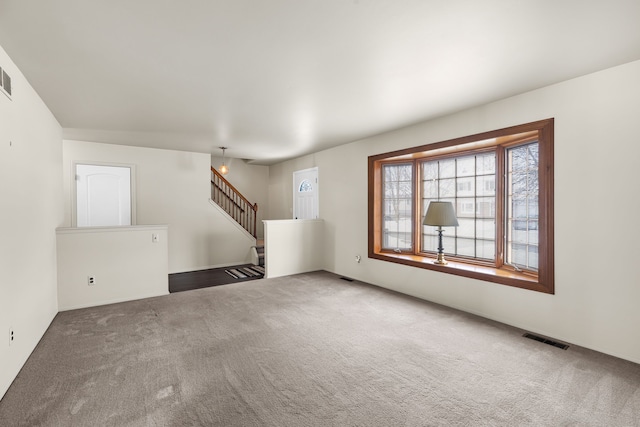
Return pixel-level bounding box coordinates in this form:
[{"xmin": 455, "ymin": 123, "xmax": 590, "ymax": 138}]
[{"xmin": 1, "ymin": 1, "xmax": 639, "ymax": 164}]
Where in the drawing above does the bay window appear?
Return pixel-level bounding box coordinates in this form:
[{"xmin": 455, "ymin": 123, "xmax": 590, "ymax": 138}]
[{"xmin": 368, "ymin": 119, "xmax": 554, "ymax": 293}]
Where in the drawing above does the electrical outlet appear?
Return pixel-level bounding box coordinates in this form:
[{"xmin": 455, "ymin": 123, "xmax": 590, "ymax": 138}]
[
  {"xmin": 9, "ymin": 328, "xmax": 14, "ymax": 346},
  {"xmin": 88, "ymin": 276, "xmax": 96, "ymax": 286}
]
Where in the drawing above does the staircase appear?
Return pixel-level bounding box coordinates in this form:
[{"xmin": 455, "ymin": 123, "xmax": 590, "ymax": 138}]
[
  {"xmin": 253, "ymin": 240, "xmax": 265, "ymax": 267},
  {"xmin": 211, "ymin": 167, "xmax": 258, "ymax": 238}
]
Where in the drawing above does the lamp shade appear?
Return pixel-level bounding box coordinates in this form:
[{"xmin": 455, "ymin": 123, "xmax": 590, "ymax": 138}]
[{"xmin": 423, "ymin": 201, "xmax": 459, "ymax": 227}]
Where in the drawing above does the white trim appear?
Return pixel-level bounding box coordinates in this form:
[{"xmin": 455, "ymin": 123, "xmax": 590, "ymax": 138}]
[
  {"xmin": 59, "ymin": 291, "xmax": 169, "ymax": 311},
  {"xmin": 263, "ymin": 219, "xmax": 323, "ymax": 225},
  {"xmin": 56, "ymin": 225, "xmax": 167, "ymax": 234}
]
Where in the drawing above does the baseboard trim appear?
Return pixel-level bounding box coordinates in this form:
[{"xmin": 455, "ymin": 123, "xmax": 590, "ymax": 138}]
[{"xmin": 58, "ymin": 291, "xmax": 169, "ymax": 312}]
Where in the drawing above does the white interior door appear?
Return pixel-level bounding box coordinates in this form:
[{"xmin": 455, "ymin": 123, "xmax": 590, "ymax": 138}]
[
  {"xmin": 76, "ymin": 164, "xmax": 132, "ymax": 227},
  {"xmin": 293, "ymin": 167, "xmax": 319, "ymax": 219}
]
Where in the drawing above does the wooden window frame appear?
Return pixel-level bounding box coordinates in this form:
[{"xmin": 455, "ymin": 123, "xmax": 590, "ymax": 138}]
[{"xmin": 368, "ymin": 119, "xmax": 554, "ymax": 294}]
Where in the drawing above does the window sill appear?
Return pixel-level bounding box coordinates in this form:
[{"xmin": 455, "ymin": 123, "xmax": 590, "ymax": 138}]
[{"xmin": 369, "ymin": 251, "xmax": 552, "ymax": 294}]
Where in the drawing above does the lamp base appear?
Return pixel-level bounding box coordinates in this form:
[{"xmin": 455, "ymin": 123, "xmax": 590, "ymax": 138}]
[{"xmin": 434, "ymin": 253, "xmax": 448, "ymax": 265}]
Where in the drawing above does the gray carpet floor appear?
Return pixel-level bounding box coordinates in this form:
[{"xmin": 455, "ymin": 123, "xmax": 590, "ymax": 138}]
[{"xmin": 1, "ymin": 271, "xmax": 639, "ymax": 426}]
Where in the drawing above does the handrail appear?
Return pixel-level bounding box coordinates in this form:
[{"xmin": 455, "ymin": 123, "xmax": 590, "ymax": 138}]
[
  {"xmin": 211, "ymin": 167, "xmax": 255, "ymax": 209},
  {"xmin": 210, "ymin": 167, "xmax": 258, "ymax": 237}
]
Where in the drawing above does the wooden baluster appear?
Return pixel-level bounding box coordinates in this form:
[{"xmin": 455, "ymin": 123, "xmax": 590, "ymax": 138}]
[{"xmin": 210, "ymin": 167, "xmax": 258, "ymax": 237}]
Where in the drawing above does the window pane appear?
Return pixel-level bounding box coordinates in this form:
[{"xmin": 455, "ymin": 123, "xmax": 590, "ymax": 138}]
[
  {"xmin": 510, "ymin": 146, "xmax": 528, "ymax": 171},
  {"xmin": 476, "ymin": 219, "xmax": 495, "ymax": 240},
  {"xmin": 420, "ymin": 153, "xmax": 496, "ymax": 262},
  {"xmin": 476, "ymin": 197, "xmax": 495, "ymax": 218},
  {"xmin": 422, "ymin": 181, "xmax": 438, "ymax": 198},
  {"xmin": 456, "ymin": 198, "xmax": 475, "ymax": 218},
  {"xmin": 512, "ymin": 196, "xmax": 527, "ymax": 219},
  {"xmin": 423, "ymin": 162, "xmax": 438, "ymax": 180},
  {"xmin": 527, "ymin": 170, "xmax": 538, "ymax": 193},
  {"xmin": 421, "ymin": 233, "xmax": 437, "ymax": 253},
  {"xmin": 442, "ymin": 236, "xmax": 455, "ymax": 254},
  {"xmin": 386, "ymin": 199, "xmax": 411, "ymax": 217},
  {"xmin": 511, "ymin": 221, "xmax": 528, "ymax": 243},
  {"xmin": 299, "ymin": 180, "xmax": 313, "ymax": 192},
  {"xmin": 384, "ymin": 199, "xmax": 410, "ymax": 217},
  {"xmin": 384, "ymin": 182, "xmax": 396, "ymax": 197},
  {"xmin": 439, "ymin": 159, "xmax": 455, "ymax": 178},
  {"xmin": 511, "ymin": 172, "xmax": 527, "ymax": 194},
  {"xmin": 511, "ymin": 244, "xmax": 527, "ymax": 266},
  {"xmin": 528, "ymin": 245, "xmax": 539, "ymax": 268},
  {"xmin": 456, "ymin": 177, "xmax": 474, "ymax": 197},
  {"xmin": 383, "ymin": 228, "xmax": 412, "ymax": 249},
  {"xmin": 528, "ymin": 195, "xmax": 539, "ymax": 219},
  {"xmin": 457, "ymin": 238, "xmax": 475, "ymax": 257},
  {"xmin": 457, "ymin": 218, "xmax": 475, "ymax": 238},
  {"xmin": 456, "ymin": 156, "xmax": 475, "ymax": 177},
  {"xmin": 529, "ymin": 220, "xmax": 539, "ymax": 245},
  {"xmin": 527, "ymin": 144, "xmax": 539, "ymax": 168},
  {"xmin": 384, "ymin": 232, "xmax": 412, "ymax": 249},
  {"xmin": 476, "ymin": 240, "xmax": 495, "ymax": 260},
  {"xmin": 382, "ymin": 163, "xmax": 413, "ymax": 250},
  {"xmin": 422, "ymin": 225, "xmax": 440, "ymax": 237},
  {"xmin": 476, "ymin": 175, "xmax": 495, "ymax": 196},
  {"xmin": 439, "ymin": 179, "xmax": 455, "ymax": 197},
  {"xmin": 477, "ymin": 153, "xmax": 496, "ymax": 174},
  {"xmin": 506, "ymin": 141, "xmax": 539, "ymax": 270}
]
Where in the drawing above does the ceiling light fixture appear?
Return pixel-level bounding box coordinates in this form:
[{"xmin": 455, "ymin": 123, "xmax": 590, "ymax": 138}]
[{"xmin": 219, "ymin": 146, "xmax": 229, "ymax": 175}]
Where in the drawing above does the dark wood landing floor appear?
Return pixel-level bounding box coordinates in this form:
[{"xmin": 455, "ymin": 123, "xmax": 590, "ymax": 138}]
[{"xmin": 169, "ymin": 264, "xmax": 264, "ymax": 293}]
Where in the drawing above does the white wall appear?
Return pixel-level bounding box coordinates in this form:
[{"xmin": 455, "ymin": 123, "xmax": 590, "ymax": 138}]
[
  {"xmin": 267, "ymin": 60, "xmax": 640, "ymax": 364},
  {"xmin": 57, "ymin": 226, "xmax": 169, "ymax": 310},
  {"xmin": 63, "ymin": 141, "xmax": 254, "ymax": 273},
  {"xmin": 0, "ymin": 45, "xmax": 63, "ymax": 399},
  {"xmin": 211, "ymin": 155, "xmax": 269, "ymax": 238},
  {"xmin": 263, "ymin": 219, "xmax": 324, "ymax": 278}
]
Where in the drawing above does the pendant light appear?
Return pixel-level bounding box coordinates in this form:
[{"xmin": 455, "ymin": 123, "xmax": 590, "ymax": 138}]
[{"xmin": 219, "ymin": 146, "xmax": 229, "ymax": 175}]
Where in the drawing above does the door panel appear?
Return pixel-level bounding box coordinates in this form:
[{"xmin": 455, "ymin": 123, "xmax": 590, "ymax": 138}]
[{"xmin": 76, "ymin": 164, "xmax": 132, "ymax": 227}]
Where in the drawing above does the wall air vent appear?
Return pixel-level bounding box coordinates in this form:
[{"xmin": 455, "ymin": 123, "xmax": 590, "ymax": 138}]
[{"xmin": 0, "ymin": 66, "xmax": 12, "ymax": 99}]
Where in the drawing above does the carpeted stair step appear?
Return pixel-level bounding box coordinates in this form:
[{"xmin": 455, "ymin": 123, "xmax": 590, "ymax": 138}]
[{"xmin": 253, "ymin": 245, "xmax": 265, "ymax": 266}]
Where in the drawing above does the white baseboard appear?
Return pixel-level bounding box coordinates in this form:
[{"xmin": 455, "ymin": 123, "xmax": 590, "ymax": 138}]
[{"xmin": 59, "ymin": 290, "xmax": 169, "ymax": 311}]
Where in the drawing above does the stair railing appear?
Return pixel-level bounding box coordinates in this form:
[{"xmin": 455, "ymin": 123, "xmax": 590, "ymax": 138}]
[{"xmin": 210, "ymin": 167, "xmax": 258, "ymax": 237}]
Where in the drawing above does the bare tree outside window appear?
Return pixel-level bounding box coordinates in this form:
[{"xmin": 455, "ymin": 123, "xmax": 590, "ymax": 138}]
[
  {"xmin": 507, "ymin": 142, "xmax": 539, "ymax": 270},
  {"xmin": 382, "ymin": 164, "xmax": 413, "ymax": 250}
]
